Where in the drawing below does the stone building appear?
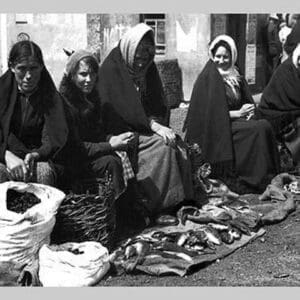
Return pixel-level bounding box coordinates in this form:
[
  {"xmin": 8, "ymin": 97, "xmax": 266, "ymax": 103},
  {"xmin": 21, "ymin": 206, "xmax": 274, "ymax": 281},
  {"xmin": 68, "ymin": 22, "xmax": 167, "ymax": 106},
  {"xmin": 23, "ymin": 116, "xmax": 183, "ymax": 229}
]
[{"xmin": 0, "ymin": 13, "xmax": 270, "ymax": 101}]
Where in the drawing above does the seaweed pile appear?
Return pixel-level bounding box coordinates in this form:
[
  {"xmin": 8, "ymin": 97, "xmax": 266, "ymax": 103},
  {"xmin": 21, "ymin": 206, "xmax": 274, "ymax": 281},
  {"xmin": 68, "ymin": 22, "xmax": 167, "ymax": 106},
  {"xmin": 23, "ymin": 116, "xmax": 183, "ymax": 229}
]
[{"xmin": 6, "ymin": 189, "xmax": 41, "ymax": 214}]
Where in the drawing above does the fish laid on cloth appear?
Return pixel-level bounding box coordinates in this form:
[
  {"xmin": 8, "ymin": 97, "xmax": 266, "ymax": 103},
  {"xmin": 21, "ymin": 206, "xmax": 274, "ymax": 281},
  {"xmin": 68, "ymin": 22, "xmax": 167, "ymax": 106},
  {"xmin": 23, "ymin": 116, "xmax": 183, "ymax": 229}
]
[
  {"xmin": 177, "ymin": 205, "xmax": 232, "ymax": 225},
  {"xmin": 176, "ymin": 204, "xmax": 261, "ymax": 232},
  {"xmin": 155, "ymin": 214, "xmax": 179, "ymax": 226},
  {"xmin": 109, "ymin": 220, "xmax": 266, "ymax": 276}
]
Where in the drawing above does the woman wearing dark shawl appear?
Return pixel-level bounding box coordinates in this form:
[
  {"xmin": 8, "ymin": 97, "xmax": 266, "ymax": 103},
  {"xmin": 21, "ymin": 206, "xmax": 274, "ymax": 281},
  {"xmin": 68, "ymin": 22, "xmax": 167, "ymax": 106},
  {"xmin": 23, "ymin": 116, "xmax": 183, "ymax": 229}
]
[
  {"xmin": 257, "ymin": 25, "xmax": 300, "ymax": 165},
  {"xmin": 58, "ymin": 49, "xmax": 133, "ymax": 199},
  {"xmin": 0, "ymin": 41, "xmax": 68, "ymax": 185},
  {"xmin": 97, "ymin": 23, "xmax": 193, "ymax": 216},
  {"xmin": 184, "ymin": 35, "xmax": 279, "ymax": 194}
]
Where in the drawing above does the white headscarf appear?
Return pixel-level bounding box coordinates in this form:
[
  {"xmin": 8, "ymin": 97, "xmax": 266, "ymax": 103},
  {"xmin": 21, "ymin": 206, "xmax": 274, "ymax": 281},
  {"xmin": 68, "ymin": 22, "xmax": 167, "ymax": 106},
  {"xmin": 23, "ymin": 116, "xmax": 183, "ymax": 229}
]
[
  {"xmin": 119, "ymin": 23, "xmax": 154, "ymax": 72},
  {"xmin": 292, "ymin": 43, "xmax": 300, "ymax": 69},
  {"xmin": 208, "ymin": 35, "xmax": 241, "ymax": 97}
]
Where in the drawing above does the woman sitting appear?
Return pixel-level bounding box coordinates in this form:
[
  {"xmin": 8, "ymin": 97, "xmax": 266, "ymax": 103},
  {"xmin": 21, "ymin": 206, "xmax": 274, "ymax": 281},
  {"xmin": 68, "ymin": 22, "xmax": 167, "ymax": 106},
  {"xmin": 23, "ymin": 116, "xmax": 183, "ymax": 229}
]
[
  {"xmin": 0, "ymin": 41, "xmax": 68, "ymax": 185},
  {"xmin": 257, "ymin": 39, "xmax": 300, "ymax": 167},
  {"xmin": 184, "ymin": 35, "xmax": 280, "ymax": 194},
  {"xmin": 97, "ymin": 23, "xmax": 193, "ymax": 217},
  {"xmin": 59, "ymin": 50, "xmax": 134, "ymax": 199}
]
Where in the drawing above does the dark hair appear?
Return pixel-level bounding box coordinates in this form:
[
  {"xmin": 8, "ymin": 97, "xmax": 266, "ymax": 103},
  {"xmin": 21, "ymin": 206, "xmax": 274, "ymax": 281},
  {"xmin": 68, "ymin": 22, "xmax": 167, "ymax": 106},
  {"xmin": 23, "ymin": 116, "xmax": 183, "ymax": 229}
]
[
  {"xmin": 59, "ymin": 73, "xmax": 99, "ymax": 121},
  {"xmin": 71, "ymin": 55, "xmax": 99, "ymax": 77},
  {"xmin": 8, "ymin": 40, "xmax": 44, "ymax": 68},
  {"xmin": 211, "ymin": 40, "xmax": 232, "ymax": 58}
]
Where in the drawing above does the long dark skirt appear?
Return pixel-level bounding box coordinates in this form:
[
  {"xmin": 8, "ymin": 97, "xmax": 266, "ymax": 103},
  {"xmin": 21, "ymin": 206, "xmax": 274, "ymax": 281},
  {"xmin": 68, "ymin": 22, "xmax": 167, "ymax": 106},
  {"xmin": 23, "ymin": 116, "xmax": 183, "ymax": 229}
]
[
  {"xmin": 231, "ymin": 118, "xmax": 280, "ymax": 192},
  {"xmin": 280, "ymin": 117, "xmax": 300, "ymax": 164},
  {"xmin": 62, "ymin": 154, "xmax": 126, "ymax": 200},
  {"xmin": 136, "ymin": 134, "xmax": 194, "ymax": 215}
]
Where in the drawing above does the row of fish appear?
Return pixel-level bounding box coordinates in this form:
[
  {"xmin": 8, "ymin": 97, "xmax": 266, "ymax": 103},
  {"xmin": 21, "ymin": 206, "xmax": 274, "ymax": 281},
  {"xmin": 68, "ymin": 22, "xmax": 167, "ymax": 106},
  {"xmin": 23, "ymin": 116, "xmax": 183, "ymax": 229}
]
[
  {"xmin": 177, "ymin": 205, "xmax": 260, "ymax": 232},
  {"xmin": 109, "ymin": 204, "xmax": 261, "ymax": 273},
  {"xmin": 109, "ymin": 220, "xmax": 249, "ymax": 273}
]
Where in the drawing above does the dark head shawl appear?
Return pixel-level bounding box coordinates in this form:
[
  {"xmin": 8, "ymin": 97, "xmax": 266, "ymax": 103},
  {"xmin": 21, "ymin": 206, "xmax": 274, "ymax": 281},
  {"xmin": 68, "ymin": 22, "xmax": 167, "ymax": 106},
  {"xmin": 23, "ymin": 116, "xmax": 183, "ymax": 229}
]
[
  {"xmin": 184, "ymin": 59, "xmax": 253, "ymax": 171},
  {"xmin": 97, "ymin": 25, "xmax": 168, "ymax": 135},
  {"xmin": 257, "ymin": 57, "xmax": 300, "ymax": 133},
  {"xmin": 0, "ymin": 68, "xmax": 68, "ymax": 162}
]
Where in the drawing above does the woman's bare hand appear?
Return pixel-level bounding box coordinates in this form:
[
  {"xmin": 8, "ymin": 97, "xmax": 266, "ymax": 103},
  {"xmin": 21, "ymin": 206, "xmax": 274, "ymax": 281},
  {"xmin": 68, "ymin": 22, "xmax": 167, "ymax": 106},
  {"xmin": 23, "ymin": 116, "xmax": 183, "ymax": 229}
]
[
  {"xmin": 150, "ymin": 121, "xmax": 176, "ymax": 146},
  {"xmin": 239, "ymin": 104, "xmax": 255, "ymax": 118},
  {"xmin": 4, "ymin": 150, "xmax": 28, "ymax": 181},
  {"xmin": 109, "ymin": 132, "xmax": 135, "ymax": 150},
  {"xmin": 24, "ymin": 152, "xmax": 40, "ymax": 180}
]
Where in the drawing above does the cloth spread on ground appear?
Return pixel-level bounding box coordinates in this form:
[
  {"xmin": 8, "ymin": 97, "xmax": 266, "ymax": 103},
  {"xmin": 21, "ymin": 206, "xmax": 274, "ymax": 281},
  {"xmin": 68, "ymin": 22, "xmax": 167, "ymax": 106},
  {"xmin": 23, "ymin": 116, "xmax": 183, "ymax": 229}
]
[
  {"xmin": 137, "ymin": 226, "xmax": 265, "ymax": 277},
  {"xmin": 110, "ymin": 173, "xmax": 299, "ymax": 277},
  {"xmin": 244, "ymin": 173, "xmax": 299, "ymax": 225},
  {"xmin": 110, "ymin": 219, "xmax": 265, "ymax": 277}
]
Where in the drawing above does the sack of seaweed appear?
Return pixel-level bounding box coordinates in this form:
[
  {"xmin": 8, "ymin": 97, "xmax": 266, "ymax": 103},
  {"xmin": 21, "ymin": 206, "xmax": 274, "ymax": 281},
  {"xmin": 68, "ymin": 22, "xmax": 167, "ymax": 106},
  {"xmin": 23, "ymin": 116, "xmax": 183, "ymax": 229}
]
[
  {"xmin": 0, "ymin": 181, "xmax": 65, "ymax": 266},
  {"xmin": 38, "ymin": 241, "xmax": 110, "ymax": 286}
]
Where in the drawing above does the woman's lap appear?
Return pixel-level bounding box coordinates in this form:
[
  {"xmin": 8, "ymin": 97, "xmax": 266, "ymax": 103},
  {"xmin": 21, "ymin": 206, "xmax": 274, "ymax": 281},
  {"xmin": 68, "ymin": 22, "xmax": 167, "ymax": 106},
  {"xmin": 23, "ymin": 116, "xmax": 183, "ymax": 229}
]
[
  {"xmin": 136, "ymin": 134, "xmax": 187, "ymax": 214},
  {"xmin": 231, "ymin": 118, "xmax": 279, "ymax": 190}
]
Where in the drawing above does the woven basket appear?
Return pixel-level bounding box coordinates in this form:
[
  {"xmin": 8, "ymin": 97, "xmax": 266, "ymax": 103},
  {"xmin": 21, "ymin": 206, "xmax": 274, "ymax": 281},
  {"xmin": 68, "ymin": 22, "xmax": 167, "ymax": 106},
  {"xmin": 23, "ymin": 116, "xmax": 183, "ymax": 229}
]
[{"xmin": 51, "ymin": 176, "xmax": 116, "ymax": 250}]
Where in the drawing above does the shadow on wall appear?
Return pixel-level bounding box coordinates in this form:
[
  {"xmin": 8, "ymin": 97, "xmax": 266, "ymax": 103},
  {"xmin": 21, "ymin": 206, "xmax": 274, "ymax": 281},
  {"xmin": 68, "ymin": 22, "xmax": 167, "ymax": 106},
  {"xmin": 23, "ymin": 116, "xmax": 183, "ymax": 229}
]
[{"xmin": 156, "ymin": 59, "xmax": 184, "ymax": 109}]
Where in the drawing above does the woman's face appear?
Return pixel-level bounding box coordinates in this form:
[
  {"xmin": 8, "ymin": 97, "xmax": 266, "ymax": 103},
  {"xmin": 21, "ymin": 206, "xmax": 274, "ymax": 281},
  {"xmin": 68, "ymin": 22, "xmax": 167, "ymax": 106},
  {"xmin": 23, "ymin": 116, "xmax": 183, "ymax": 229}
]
[
  {"xmin": 213, "ymin": 45, "xmax": 232, "ymax": 71},
  {"xmin": 72, "ymin": 60, "xmax": 97, "ymax": 95},
  {"xmin": 133, "ymin": 38, "xmax": 155, "ymax": 73},
  {"xmin": 11, "ymin": 57, "xmax": 43, "ymax": 94},
  {"xmin": 288, "ymin": 14, "xmax": 298, "ymax": 28}
]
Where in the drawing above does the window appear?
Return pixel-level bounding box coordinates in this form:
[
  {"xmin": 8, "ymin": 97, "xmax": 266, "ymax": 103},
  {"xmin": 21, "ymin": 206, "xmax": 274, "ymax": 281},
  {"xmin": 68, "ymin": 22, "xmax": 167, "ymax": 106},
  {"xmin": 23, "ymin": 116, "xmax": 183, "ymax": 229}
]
[
  {"xmin": 15, "ymin": 14, "xmax": 33, "ymax": 24},
  {"xmin": 140, "ymin": 14, "xmax": 166, "ymax": 55}
]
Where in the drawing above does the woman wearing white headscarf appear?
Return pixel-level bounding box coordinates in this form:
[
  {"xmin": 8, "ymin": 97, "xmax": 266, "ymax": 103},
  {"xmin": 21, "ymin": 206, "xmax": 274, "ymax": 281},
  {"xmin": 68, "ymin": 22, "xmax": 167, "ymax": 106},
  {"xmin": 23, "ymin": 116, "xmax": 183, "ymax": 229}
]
[
  {"xmin": 97, "ymin": 23, "xmax": 193, "ymax": 218},
  {"xmin": 184, "ymin": 35, "xmax": 279, "ymax": 194}
]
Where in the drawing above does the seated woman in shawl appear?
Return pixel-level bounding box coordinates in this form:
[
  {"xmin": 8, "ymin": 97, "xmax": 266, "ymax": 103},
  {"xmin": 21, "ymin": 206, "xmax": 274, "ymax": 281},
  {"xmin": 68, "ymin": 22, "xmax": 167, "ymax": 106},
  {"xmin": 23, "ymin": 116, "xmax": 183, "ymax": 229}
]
[
  {"xmin": 58, "ymin": 50, "xmax": 134, "ymax": 199},
  {"xmin": 257, "ymin": 24, "xmax": 300, "ymax": 167},
  {"xmin": 0, "ymin": 41, "xmax": 68, "ymax": 185},
  {"xmin": 97, "ymin": 23, "xmax": 193, "ymax": 217},
  {"xmin": 184, "ymin": 35, "xmax": 280, "ymax": 194}
]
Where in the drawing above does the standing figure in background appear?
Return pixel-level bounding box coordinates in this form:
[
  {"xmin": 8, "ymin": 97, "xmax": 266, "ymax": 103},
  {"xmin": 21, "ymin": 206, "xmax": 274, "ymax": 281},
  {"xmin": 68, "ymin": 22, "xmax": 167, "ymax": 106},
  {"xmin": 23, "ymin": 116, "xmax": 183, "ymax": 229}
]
[
  {"xmin": 0, "ymin": 41, "xmax": 68, "ymax": 185},
  {"xmin": 266, "ymin": 14, "xmax": 282, "ymax": 76},
  {"xmin": 278, "ymin": 14, "xmax": 292, "ymax": 63}
]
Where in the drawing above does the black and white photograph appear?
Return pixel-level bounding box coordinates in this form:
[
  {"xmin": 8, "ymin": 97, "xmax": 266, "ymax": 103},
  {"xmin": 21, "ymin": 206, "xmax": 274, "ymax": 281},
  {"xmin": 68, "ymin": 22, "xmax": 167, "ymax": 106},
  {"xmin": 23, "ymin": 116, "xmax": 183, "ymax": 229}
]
[{"xmin": 0, "ymin": 8, "xmax": 299, "ymax": 289}]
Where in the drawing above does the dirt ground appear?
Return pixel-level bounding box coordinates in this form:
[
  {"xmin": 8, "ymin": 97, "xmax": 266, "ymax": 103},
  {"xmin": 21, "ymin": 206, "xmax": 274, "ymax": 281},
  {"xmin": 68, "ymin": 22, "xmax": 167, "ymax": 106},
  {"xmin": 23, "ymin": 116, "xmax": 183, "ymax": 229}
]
[
  {"xmin": 97, "ymin": 107, "xmax": 300, "ymax": 287},
  {"xmin": 99, "ymin": 204, "xmax": 300, "ymax": 286}
]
